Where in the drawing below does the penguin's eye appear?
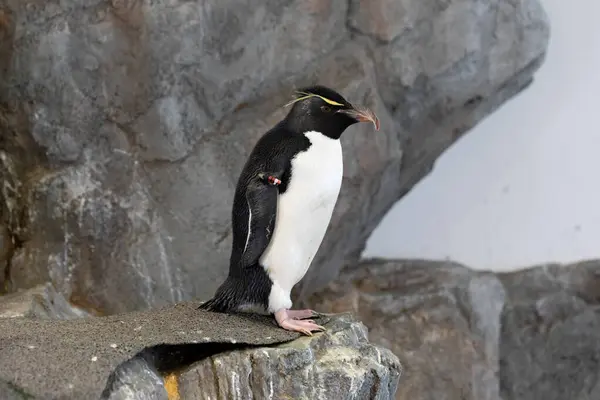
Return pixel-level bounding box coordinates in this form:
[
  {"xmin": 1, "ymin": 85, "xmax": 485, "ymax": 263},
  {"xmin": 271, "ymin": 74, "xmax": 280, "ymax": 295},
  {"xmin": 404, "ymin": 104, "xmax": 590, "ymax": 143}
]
[{"xmin": 321, "ymin": 105, "xmax": 332, "ymax": 113}]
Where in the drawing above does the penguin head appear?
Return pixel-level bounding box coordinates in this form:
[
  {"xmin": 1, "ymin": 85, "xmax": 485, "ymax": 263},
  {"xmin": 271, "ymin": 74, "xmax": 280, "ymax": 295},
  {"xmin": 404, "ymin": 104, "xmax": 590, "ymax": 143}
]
[{"xmin": 283, "ymin": 85, "xmax": 380, "ymax": 139}]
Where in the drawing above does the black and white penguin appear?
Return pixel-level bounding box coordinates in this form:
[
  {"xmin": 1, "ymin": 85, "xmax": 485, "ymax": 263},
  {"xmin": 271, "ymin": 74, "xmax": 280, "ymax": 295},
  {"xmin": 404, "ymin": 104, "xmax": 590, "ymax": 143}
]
[{"xmin": 199, "ymin": 85, "xmax": 379, "ymax": 335}]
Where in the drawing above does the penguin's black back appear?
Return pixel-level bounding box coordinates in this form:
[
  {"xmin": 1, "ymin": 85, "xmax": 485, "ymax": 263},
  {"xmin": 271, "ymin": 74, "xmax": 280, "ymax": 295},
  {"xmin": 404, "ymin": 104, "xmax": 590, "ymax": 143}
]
[
  {"xmin": 231, "ymin": 124, "xmax": 311, "ymax": 260},
  {"xmin": 199, "ymin": 124, "xmax": 311, "ymax": 313}
]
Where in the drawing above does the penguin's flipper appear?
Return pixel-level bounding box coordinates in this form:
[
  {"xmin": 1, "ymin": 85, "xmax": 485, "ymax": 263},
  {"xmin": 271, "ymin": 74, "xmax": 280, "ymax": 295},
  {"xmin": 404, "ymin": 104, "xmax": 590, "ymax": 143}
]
[{"xmin": 239, "ymin": 171, "xmax": 282, "ymax": 268}]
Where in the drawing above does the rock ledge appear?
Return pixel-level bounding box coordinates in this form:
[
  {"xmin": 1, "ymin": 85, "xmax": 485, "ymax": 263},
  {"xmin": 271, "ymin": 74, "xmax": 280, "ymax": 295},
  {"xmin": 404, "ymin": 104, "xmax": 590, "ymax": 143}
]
[
  {"xmin": 0, "ymin": 301, "xmax": 401, "ymax": 399},
  {"xmin": 175, "ymin": 313, "xmax": 401, "ymax": 400}
]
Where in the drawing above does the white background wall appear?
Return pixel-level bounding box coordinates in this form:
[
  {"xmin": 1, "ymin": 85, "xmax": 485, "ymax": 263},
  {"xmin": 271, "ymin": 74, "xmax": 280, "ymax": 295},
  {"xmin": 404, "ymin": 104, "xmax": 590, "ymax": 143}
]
[{"xmin": 362, "ymin": 0, "xmax": 600, "ymax": 271}]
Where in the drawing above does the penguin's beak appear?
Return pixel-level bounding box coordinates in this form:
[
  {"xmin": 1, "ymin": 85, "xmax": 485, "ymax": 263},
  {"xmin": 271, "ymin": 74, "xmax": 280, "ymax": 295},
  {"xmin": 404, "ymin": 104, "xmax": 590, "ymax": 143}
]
[{"xmin": 339, "ymin": 106, "xmax": 380, "ymax": 131}]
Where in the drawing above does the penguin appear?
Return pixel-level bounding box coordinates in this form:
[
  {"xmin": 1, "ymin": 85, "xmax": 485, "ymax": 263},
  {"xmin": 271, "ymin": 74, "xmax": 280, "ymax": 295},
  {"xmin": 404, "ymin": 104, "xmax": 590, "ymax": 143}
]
[{"xmin": 199, "ymin": 85, "xmax": 379, "ymax": 335}]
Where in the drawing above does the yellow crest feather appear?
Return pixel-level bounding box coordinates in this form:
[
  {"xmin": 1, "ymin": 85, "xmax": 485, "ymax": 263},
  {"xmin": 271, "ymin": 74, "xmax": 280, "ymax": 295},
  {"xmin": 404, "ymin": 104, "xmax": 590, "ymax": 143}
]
[{"xmin": 284, "ymin": 91, "xmax": 345, "ymax": 108}]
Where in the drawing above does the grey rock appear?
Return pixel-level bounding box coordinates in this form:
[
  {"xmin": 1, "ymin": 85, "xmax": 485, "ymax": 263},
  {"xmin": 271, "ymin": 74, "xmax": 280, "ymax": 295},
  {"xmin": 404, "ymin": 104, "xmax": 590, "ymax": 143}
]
[
  {"xmin": 349, "ymin": 0, "xmax": 440, "ymax": 42},
  {"xmin": 307, "ymin": 259, "xmax": 505, "ymax": 400},
  {"xmin": 0, "ymin": 283, "xmax": 93, "ymax": 319},
  {"xmin": 0, "ymin": 223, "xmax": 10, "ymax": 288},
  {"xmin": 0, "ymin": 301, "xmax": 400, "ymax": 400},
  {"xmin": 309, "ymin": 258, "xmax": 600, "ymax": 400},
  {"xmin": 498, "ymin": 261, "xmax": 600, "ymax": 400},
  {"xmin": 101, "ymin": 356, "xmax": 168, "ymax": 400},
  {"xmin": 0, "ymin": 380, "xmax": 35, "ymax": 400},
  {"xmin": 464, "ymin": 274, "xmax": 505, "ymax": 400},
  {"xmin": 370, "ymin": 0, "xmax": 551, "ymax": 124},
  {"xmin": 132, "ymin": 94, "xmax": 210, "ymax": 162},
  {"xmin": 177, "ymin": 313, "xmax": 401, "ymax": 400},
  {"xmin": 0, "ymin": 0, "xmax": 551, "ymax": 314},
  {"xmin": 0, "ymin": 300, "xmax": 300, "ymax": 399}
]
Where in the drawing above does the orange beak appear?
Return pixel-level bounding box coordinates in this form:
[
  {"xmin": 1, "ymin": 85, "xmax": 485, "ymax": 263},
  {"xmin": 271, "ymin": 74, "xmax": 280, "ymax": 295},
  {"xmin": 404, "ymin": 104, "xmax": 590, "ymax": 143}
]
[{"xmin": 340, "ymin": 106, "xmax": 380, "ymax": 130}]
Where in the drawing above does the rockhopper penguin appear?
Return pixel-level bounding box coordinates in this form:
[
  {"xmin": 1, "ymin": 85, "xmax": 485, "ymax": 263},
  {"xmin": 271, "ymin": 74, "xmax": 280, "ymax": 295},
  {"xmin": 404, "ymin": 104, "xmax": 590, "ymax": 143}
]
[{"xmin": 199, "ymin": 85, "xmax": 379, "ymax": 335}]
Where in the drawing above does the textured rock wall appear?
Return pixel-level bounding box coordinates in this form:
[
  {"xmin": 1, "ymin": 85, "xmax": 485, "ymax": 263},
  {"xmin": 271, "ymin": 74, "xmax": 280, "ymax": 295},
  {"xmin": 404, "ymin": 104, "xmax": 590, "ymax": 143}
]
[
  {"xmin": 308, "ymin": 259, "xmax": 504, "ymax": 400},
  {"xmin": 0, "ymin": 283, "xmax": 93, "ymax": 318},
  {"xmin": 308, "ymin": 259, "xmax": 600, "ymax": 400},
  {"xmin": 498, "ymin": 261, "xmax": 600, "ymax": 400},
  {"xmin": 0, "ymin": 0, "xmax": 550, "ymax": 314}
]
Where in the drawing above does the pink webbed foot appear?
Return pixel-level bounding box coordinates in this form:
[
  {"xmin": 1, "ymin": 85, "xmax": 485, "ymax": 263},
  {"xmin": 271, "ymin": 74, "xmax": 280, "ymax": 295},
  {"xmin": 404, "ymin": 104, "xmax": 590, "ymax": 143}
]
[{"xmin": 274, "ymin": 309, "xmax": 325, "ymax": 336}]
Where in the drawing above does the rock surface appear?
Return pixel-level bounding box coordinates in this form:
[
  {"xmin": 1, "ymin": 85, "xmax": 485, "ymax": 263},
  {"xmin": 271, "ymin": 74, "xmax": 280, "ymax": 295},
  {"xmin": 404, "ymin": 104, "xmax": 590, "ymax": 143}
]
[
  {"xmin": 307, "ymin": 259, "xmax": 504, "ymax": 400},
  {"xmin": 0, "ymin": 301, "xmax": 299, "ymax": 398},
  {"xmin": 177, "ymin": 313, "xmax": 401, "ymax": 400},
  {"xmin": 0, "ymin": 283, "xmax": 92, "ymax": 319},
  {"xmin": 0, "ymin": 301, "xmax": 401, "ymax": 399},
  {"xmin": 0, "ymin": 223, "xmax": 10, "ymax": 289},
  {"xmin": 498, "ymin": 260, "xmax": 600, "ymax": 400},
  {"xmin": 307, "ymin": 259, "xmax": 600, "ymax": 400},
  {"xmin": 0, "ymin": 0, "xmax": 550, "ymax": 315}
]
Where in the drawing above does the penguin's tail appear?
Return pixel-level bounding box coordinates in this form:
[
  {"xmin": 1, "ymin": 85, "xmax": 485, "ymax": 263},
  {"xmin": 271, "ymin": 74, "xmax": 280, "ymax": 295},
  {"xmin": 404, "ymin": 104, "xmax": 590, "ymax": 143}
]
[
  {"xmin": 197, "ymin": 296, "xmax": 229, "ymax": 312},
  {"xmin": 197, "ymin": 297, "xmax": 221, "ymax": 311},
  {"xmin": 197, "ymin": 278, "xmax": 238, "ymax": 313}
]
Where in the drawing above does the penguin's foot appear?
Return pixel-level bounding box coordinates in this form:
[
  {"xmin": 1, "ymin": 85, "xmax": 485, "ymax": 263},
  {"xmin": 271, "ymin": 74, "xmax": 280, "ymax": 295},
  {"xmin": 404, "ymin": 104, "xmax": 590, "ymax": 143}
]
[
  {"xmin": 274, "ymin": 309, "xmax": 326, "ymax": 336},
  {"xmin": 286, "ymin": 309, "xmax": 318, "ymax": 320}
]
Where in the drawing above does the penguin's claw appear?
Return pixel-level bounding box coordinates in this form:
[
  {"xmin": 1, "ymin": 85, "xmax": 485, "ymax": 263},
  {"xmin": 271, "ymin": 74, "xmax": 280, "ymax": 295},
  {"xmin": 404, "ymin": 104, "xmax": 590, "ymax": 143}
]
[{"xmin": 279, "ymin": 319, "xmax": 326, "ymax": 336}]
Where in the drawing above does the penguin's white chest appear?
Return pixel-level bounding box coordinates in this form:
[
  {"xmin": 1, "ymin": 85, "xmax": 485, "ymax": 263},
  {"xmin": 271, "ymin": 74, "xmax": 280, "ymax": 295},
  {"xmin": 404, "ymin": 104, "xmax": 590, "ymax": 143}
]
[{"xmin": 259, "ymin": 131, "xmax": 343, "ymax": 306}]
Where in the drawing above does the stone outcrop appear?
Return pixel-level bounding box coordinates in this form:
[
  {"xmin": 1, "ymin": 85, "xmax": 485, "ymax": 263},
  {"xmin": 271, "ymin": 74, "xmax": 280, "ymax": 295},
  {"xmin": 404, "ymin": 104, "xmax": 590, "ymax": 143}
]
[
  {"xmin": 175, "ymin": 313, "xmax": 400, "ymax": 400},
  {"xmin": 0, "ymin": 283, "xmax": 92, "ymax": 319},
  {"xmin": 0, "ymin": 0, "xmax": 550, "ymax": 315},
  {"xmin": 498, "ymin": 261, "xmax": 600, "ymax": 400},
  {"xmin": 307, "ymin": 259, "xmax": 504, "ymax": 400},
  {"xmin": 308, "ymin": 259, "xmax": 600, "ymax": 400},
  {"xmin": 0, "ymin": 301, "xmax": 401, "ymax": 399}
]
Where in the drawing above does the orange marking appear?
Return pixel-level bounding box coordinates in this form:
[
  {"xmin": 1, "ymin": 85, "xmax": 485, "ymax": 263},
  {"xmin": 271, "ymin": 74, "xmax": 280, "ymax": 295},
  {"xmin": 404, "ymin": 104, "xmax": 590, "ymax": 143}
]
[{"xmin": 164, "ymin": 373, "xmax": 180, "ymax": 400}]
